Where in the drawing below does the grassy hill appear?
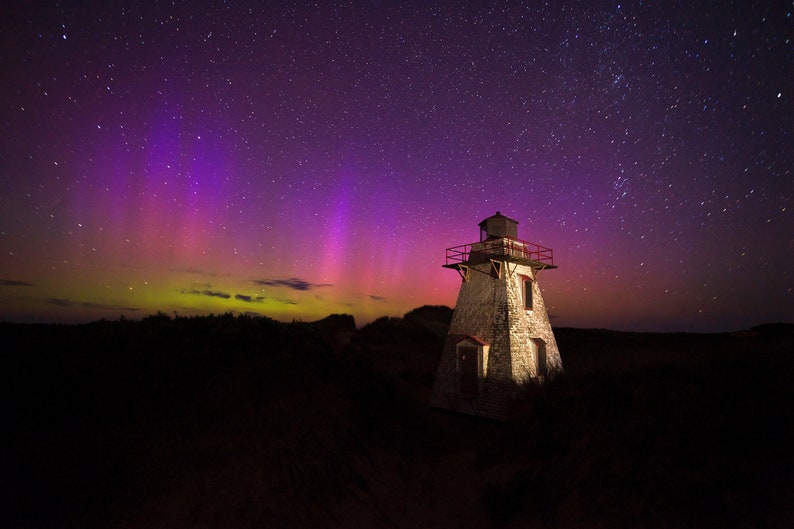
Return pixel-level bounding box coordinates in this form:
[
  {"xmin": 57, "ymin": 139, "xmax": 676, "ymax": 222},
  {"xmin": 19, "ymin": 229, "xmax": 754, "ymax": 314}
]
[{"xmin": 3, "ymin": 309, "xmax": 793, "ymax": 528}]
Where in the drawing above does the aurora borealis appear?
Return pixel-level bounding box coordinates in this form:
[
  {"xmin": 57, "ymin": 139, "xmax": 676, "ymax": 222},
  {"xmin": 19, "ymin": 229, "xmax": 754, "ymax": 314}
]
[{"xmin": 1, "ymin": 1, "xmax": 791, "ymax": 331}]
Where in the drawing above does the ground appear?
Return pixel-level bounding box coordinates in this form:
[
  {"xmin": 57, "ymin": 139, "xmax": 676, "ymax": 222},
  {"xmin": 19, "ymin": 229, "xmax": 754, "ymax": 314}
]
[{"xmin": 3, "ymin": 309, "xmax": 793, "ymax": 528}]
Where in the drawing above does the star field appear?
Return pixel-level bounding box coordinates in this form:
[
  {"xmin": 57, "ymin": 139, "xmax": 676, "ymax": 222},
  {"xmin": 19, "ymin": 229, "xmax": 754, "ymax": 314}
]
[{"xmin": 1, "ymin": 1, "xmax": 791, "ymax": 331}]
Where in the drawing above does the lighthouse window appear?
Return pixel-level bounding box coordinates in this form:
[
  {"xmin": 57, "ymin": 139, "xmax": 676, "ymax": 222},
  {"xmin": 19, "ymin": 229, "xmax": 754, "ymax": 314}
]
[
  {"xmin": 533, "ymin": 338, "xmax": 548, "ymax": 377},
  {"xmin": 524, "ymin": 279, "xmax": 533, "ymax": 310}
]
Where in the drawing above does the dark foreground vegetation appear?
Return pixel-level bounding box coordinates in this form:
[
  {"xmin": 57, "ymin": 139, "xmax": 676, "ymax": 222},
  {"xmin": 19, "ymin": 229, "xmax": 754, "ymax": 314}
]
[{"xmin": 3, "ymin": 308, "xmax": 793, "ymax": 528}]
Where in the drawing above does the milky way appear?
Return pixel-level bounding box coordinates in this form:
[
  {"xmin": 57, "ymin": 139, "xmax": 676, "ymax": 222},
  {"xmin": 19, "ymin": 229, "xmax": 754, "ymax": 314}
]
[{"xmin": 1, "ymin": 1, "xmax": 791, "ymax": 331}]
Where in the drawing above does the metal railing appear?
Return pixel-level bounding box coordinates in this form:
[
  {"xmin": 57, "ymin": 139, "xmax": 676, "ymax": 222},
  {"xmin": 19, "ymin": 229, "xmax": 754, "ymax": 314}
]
[{"xmin": 445, "ymin": 237, "xmax": 554, "ymax": 267}]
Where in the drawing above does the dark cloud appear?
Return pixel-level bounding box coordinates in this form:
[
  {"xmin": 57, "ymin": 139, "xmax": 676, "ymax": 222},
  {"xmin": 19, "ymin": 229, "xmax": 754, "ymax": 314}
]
[
  {"xmin": 251, "ymin": 277, "xmax": 332, "ymax": 291},
  {"xmin": 278, "ymin": 298, "xmax": 299, "ymax": 305},
  {"xmin": 1, "ymin": 279, "xmax": 34, "ymax": 287},
  {"xmin": 369, "ymin": 295, "xmax": 386, "ymax": 301},
  {"xmin": 48, "ymin": 298, "xmax": 73, "ymax": 307},
  {"xmin": 178, "ymin": 288, "xmax": 232, "ymax": 299},
  {"xmin": 201, "ymin": 290, "xmax": 231, "ymax": 299},
  {"xmin": 235, "ymin": 294, "xmax": 265, "ymax": 303},
  {"xmin": 46, "ymin": 298, "xmax": 139, "ymax": 311}
]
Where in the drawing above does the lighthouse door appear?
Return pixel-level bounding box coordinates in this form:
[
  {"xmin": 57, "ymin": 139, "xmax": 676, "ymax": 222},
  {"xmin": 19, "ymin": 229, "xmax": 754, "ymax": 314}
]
[{"xmin": 458, "ymin": 346, "xmax": 479, "ymax": 395}]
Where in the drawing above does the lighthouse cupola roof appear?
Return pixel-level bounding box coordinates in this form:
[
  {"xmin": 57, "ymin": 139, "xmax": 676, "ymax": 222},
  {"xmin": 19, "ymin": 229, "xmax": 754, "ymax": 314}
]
[{"xmin": 479, "ymin": 211, "xmax": 519, "ymax": 241}]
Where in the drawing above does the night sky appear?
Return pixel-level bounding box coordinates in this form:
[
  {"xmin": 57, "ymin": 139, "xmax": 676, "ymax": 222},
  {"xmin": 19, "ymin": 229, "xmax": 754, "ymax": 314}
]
[{"xmin": 1, "ymin": 1, "xmax": 791, "ymax": 331}]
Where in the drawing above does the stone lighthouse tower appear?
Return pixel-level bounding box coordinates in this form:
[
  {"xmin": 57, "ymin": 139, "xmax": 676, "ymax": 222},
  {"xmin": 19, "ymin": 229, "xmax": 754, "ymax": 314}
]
[{"xmin": 430, "ymin": 212, "xmax": 563, "ymax": 420}]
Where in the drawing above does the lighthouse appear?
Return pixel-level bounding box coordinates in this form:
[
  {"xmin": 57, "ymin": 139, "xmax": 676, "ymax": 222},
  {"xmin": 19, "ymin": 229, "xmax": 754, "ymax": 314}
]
[{"xmin": 430, "ymin": 212, "xmax": 563, "ymax": 420}]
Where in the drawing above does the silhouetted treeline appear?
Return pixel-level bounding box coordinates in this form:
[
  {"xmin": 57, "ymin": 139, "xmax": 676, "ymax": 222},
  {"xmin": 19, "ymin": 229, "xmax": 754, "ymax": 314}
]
[{"xmin": 2, "ymin": 309, "xmax": 792, "ymax": 528}]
